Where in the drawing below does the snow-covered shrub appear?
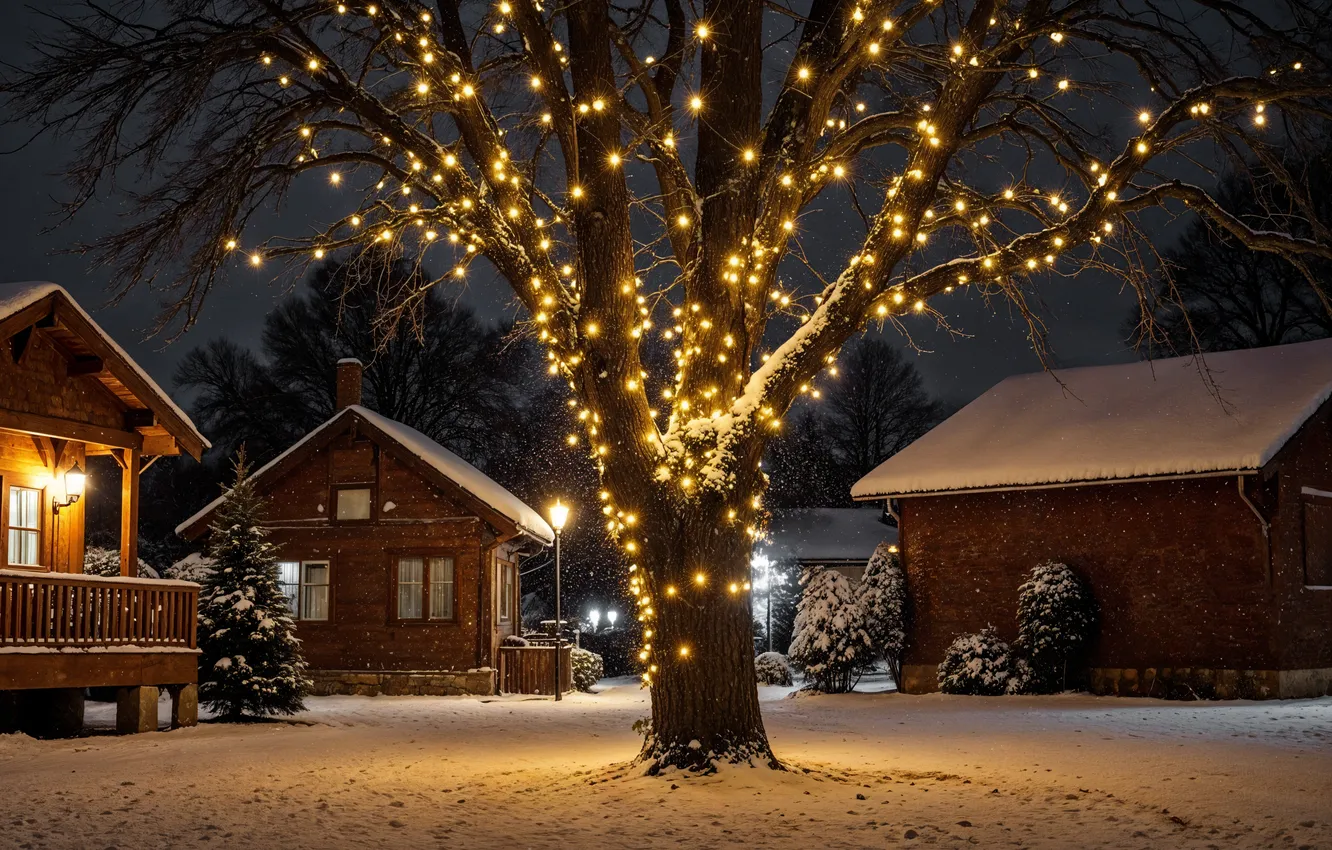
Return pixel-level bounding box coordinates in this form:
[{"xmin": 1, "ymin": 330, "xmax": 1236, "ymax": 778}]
[
  {"xmin": 501, "ymin": 634, "xmax": 531, "ymax": 647},
  {"xmin": 197, "ymin": 450, "xmax": 309, "ymax": 720},
  {"xmin": 859, "ymin": 542, "xmax": 907, "ymax": 687},
  {"xmin": 788, "ymin": 567, "xmax": 873, "ymax": 693},
  {"xmin": 570, "ymin": 647, "xmax": 603, "ymax": 692},
  {"xmin": 83, "ymin": 547, "xmax": 159, "ymax": 579},
  {"xmin": 165, "ymin": 552, "xmax": 215, "ymax": 583},
  {"xmin": 1015, "ymin": 562, "xmax": 1097, "ymax": 693},
  {"xmin": 937, "ymin": 627, "xmax": 1023, "ymax": 695},
  {"xmin": 754, "ymin": 651, "xmax": 793, "ymax": 686}
]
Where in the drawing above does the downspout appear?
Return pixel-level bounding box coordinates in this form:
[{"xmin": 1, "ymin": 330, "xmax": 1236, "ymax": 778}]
[
  {"xmin": 884, "ymin": 498, "xmax": 900, "ymax": 527},
  {"xmin": 1237, "ymin": 474, "xmax": 1272, "ymax": 585}
]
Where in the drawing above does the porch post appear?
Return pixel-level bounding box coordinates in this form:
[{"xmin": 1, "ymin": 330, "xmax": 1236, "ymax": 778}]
[{"xmin": 120, "ymin": 447, "xmax": 140, "ymax": 577}]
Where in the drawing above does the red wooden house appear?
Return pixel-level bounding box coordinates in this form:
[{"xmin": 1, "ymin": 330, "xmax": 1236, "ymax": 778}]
[
  {"xmin": 0, "ymin": 282, "xmax": 208, "ymax": 737},
  {"xmin": 177, "ymin": 359, "xmax": 555, "ymax": 697},
  {"xmin": 853, "ymin": 339, "xmax": 1332, "ymax": 699}
]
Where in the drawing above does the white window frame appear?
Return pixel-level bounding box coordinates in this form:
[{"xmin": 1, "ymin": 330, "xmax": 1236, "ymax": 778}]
[
  {"xmin": 498, "ymin": 563, "xmax": 514, "ymax": 623},
  {"xmin": 276, "ymin": 560, "xmax": 331, "ymax": 620},
  {"xmin": 7, "ymin": 484, "xmax": 42, "ymax": 568}
]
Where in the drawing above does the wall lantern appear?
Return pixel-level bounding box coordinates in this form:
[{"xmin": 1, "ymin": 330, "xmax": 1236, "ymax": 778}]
[{"xmin": 54, "ymin": 463, "xmax": 86, "ymax": 513}]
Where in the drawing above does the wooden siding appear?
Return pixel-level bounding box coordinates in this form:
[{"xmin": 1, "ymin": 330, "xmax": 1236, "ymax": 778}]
[{"xmin": 498, "ymin": 645, "xmax": 572, "ymax": 695}]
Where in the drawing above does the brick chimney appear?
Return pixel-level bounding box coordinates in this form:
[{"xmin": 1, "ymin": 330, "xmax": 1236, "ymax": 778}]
[{"xmin": 335, "ymin": 358, "xmax": 364, "ymax": 409}]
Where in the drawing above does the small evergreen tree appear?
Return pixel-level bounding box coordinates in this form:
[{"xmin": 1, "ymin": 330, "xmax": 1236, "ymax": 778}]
[
  {"xmin": 858, "ymin": 542, "xmax": 907, "ymax": 687},
  {"xmin": 196, "ymin": 449, "xmax": 308, "ymax": 720},
  {"xmin": 1015, "ymin": 562, "xmax": 1097, "ymax": 693},
  {"xmin": 788, "ymin": 567, "xmax": 872, "ymax": 693}
]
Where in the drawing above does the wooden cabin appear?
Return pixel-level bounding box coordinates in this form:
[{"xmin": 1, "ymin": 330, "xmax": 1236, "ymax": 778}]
[
  {"xmin": 0, "ymin": 282, "xmax": 208, "ymax": 737},
  {"xmin": 177, "ymin": 359, "xmax": 556, "ymax": 697},
  {"xmin": 852, "ymin": 339, "xmax": 1332, "ymax": 699}
]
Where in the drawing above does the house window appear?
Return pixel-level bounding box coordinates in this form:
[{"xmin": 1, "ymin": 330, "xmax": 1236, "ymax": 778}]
[
  {"xmin": 397, "ymin": 556, "xmax": 455, "ymax": 621},
  {"xmin": 499, "ymin": 563, "xmax": 514, "ymax": 622},
  {"xmin": 1303, "ymin": 499, "xmax": 1332, "ymax": 586},
  {"xmin": 335, "ymin": 487, "xmax": 372, "ymax": 521},
  {"xmin": 276, "ymin": 560, "xmax": 330, "ymax": 620},
  {"xmin": 7, "ymin": 485, "xmax": 41, "ymax": 567}
]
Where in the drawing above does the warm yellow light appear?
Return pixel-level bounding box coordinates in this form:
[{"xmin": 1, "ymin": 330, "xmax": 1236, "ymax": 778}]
[
  {"xmin": 689, "ymin": 95, "xmax": 703, "ymax": 111},
  {"xmin": 694, "ymin": 572, "xmax": 706, "ymax": 585},
  {"xmin": 549, "ymin": 500, "xmax": 570, "ymax": 531}
]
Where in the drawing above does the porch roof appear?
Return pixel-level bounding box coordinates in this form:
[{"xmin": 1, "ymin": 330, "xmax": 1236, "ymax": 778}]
[{"xmin": 0, "ymin": 281, "xmax": 208, "ymax": 459}]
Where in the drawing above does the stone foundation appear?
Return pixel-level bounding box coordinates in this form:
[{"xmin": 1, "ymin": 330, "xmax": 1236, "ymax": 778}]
[
  {"xmin": 309, "ymin": 669, "xmax": 495, "ymax": 697},
  {"xmin": 901, "ymin": 663, "xmax": 1332, "ymax": 699}
]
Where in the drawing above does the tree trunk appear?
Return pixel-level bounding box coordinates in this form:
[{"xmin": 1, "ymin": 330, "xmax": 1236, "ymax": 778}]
[{"xmin": 637, "ymin": 501, "xmax": 779, "ymax": 772}]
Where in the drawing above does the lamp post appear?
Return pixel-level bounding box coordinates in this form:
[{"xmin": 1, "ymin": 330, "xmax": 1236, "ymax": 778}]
[
  {"xmin": 548, "ymin": 500, "xmax": 569, "ymax": 700},
  {"xmin": 753, "ymin": 553, "xmax": 772, "ymax": 653},
  {"xmin": 589, "ymin": 609, "xmax": 601, "ymax": 632},
  {"xmin": 606, "ymin": 609, "xmax": 617, "ymax": 630}
]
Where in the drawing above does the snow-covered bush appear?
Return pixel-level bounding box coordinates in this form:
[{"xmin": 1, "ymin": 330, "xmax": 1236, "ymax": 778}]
[
  {"xmin": 1015, "ymin": 562, "xmax": 1097, "ymax": 693},
  {"xmin": 83, "ymin": 546, "xmax": 158, "ymax": 579},
  {"xmin": 197, "ymin": 450, "xmax": 309, "ymax": 720},
  {"xmin": 165, "ymin": 552, "xmax": 215, "ymax": 583},
  {"xmin": 858, "ymin": 542, "xmax": 907, "ymax": 686},
  {"xmin": 570, "ymin": 647, "xmax": 603, "ymax": 692},
  {"xmin": 788, "ymin": 567, "xmax": 873, "ymax": 693},
  {"xmin": 937, "ymin": 627, "xmax": 1024, "ymax": 695},
  {"xmin": 754, "ymin": 651, "xmax": 793, "ymax": 686},
  {"xmin": 501, "ymin": 634, "xmax": 531, "ymax": 647}
]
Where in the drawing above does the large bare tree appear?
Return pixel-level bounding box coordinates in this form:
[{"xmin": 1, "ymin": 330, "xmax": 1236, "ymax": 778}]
[{"xmin": 8, "ymin": 0, "xmax": 1332, "ymax": 770}]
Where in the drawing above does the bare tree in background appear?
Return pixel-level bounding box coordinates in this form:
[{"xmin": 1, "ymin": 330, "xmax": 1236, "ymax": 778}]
[
  {"xmin": 1128, "ymin": 153, "xmax": 1332, "ymax": 355},
  {"xmin": 9, "ymin": 0, "xmax": 1332, "ymax": 771}
]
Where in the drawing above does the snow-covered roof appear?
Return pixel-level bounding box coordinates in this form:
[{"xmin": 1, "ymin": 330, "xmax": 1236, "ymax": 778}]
[
  {"xmin": 852, "ymin": 338, "xmax": 1332, "ymax": 499},
  {"xmin": 176, "ymin": 405, "xmax": 554, "ymax": 546},
  {"xmin": 757, "ymin": 508, "xmax": 897, "ymax": 563},
  {"xmin": 0, "ymin": 281, "xmax": 210, "ymax": 453}
]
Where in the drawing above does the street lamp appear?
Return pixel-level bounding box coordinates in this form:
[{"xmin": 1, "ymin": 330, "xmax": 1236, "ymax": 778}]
[
  {"xmin": 606, "ymin": 610, "xmax": 618, "ymax": 629},
  {"xmin": 548, "ymin": 500, "xmax": 569, "ymax": 701},
  {"xmin": 752, "ymin": 553, "xmax": 773, "ymax": 653},
  {"xmin": 589, "ymin": 609, "xmax": 601, "ymax": 632}
]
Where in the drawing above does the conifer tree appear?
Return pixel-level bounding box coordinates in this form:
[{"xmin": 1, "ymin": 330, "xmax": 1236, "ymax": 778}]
[
  {"xmin": 859, "ymin": 542, "xmax": 907, "ymax": 687},
  {"xmin": 197, "ymin": 449, "xmax": 309, "ymax": 720},
  {"xmin": 788, "ymin": 567, "xmax": 872, "ymax": 694}
]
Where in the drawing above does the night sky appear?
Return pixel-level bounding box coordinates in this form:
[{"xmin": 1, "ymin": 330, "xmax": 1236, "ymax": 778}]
[{"xmin": 0, "ymin": 3, "xmax": 1165, "ymax": 413}]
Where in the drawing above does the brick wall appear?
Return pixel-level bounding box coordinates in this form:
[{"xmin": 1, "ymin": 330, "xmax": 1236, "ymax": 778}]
[{"xmin": 900, "ymin": 476, "xmax": 1276, "ymax": 682}]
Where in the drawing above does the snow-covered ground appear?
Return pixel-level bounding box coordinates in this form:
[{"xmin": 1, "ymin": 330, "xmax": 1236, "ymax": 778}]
[{"xmin": 2, "ymin": 681, "xmax": 1329, "ymax": 848}]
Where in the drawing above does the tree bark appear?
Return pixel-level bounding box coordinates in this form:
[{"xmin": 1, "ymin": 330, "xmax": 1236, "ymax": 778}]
[{"xmin": 638, "ymin": 498, "xmax": 779, "ymax": 772}]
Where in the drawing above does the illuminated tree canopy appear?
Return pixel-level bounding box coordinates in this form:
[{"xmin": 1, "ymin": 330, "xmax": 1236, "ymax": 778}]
[{"xmin": 8, "ymin": 0, "xmax": 1332, "ymax": 771}]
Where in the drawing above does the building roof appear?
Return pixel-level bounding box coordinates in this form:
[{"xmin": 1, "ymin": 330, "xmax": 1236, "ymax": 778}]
[
  {"xmin": 853, "ymin": 338, "xmax": 1332, "ymax": 499},
  {"xmin": 0, "ymin": 281, "xmax": 209, "ymax": 459},
  {"xmin": 757, "ymin": 508, "xmax": 897, "ymax": 563},
  {"xmin": 176, "ymin": 405, "xmax": 554, "ymax": 546}
]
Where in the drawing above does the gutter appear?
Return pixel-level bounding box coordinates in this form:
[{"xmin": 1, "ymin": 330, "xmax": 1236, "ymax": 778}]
[
  {"xmin": 853, "ymin": 467, "xmax": 1257, "ymax": 502},
  {"xmin": 1236, "ymin": 474, "xmax": 1273, "ymax": 585}
]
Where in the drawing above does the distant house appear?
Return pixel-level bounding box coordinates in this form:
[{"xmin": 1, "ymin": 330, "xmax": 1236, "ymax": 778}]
[
  {"xmin": 757, "ymin": 507, "xmax": 897, "ymax": 582},
  {"xmin": 0, "ymin": 282, "xmax": 207, "ymax": 737},
  {"xmin": 177, "ymin": 359, "xmax": 553, "ymax": 697},
  {"xmin": 853, "ymin": 339, "xmax": 1332, "ymax": 699}
]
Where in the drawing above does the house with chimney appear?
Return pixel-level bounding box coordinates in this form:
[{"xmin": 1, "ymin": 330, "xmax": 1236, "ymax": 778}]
[
  {"xmin": 176, "ymin": 358, "xmax": 557, "ymax": 697},
  {"xmin": 852, "ymin": 339, "xmax": 1332, "ymax": 699}
]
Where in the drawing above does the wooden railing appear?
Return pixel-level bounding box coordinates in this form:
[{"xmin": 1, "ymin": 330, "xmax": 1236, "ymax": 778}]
[
  {"xmin": 0, "ymin": 570, "xmax": 198, "ymax": 649},
  {"xmin": 498, "ymin": 645, "xmax": 572, "ymax": 695}
]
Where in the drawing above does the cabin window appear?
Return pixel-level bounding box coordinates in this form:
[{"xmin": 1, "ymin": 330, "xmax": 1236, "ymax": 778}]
[
  {"xmin": 334, "ymin": 487, "xmax": 372, "ymax": 521},
  {"xmin": 397, "ymin": 556, "xmax": 454, "ymax": 621},
  {"xmin": 7, "ymin": 485, "xmax": 41, "ymax": 567},
  {"xmin": 499, "ymin": 563, "xmax": 514, "ymax": 622},
  {"xmin": 1303, "ymin": 499, "xmax": 1332, "ymax": 587},
  {"xmin": 276, "ymin": 560, "xmax": 330, "ymax": 620}
]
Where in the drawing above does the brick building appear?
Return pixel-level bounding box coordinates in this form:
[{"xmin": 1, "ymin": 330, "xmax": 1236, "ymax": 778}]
[
  {"xmin": 177, "ymin": 359, "xmax": 554, "ymax": 697},
  {"xmin": 852, "ymin": 340, "xmax": 1332, "ymax": 699}
]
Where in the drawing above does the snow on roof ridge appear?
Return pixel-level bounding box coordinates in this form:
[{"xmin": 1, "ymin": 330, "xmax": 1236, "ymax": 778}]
[
  {"xmin": 0, "ymin": 281, "xmax": 210, "ymax": 450},
  {"xmin": 175, "ymin": 405, "xmax": 553, "ymax": 545},
  {"xmin": 852, "ymin": 338, "xmax": 1332, "ymax": 499}
]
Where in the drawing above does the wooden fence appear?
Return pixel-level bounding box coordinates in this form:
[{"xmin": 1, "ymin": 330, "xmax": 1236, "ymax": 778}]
[
  {"xmin": 498, "ymin": 645, "xmax": 573, "ymax": 695},
  {"xmin": 0, "ymin": 570, "xmax": 198, "ymax": 649}
]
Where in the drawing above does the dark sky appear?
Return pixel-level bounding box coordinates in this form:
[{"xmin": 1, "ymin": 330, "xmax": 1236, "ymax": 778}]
[{"xmin": 0, "ymin": 3, "xmax": 1158, "ymax": 411}]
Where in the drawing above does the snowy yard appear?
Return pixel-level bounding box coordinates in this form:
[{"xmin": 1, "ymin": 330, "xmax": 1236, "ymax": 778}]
[{"xmin": 1, "ymin": 682, "xmax": 1329, "ymax": 849}]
